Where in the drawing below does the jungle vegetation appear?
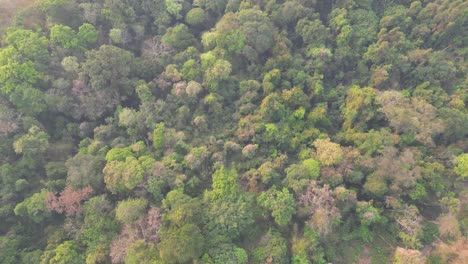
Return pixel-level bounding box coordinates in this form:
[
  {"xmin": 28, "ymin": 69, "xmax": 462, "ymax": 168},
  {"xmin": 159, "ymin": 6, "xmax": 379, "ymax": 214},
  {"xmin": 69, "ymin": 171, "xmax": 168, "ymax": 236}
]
[{"xmin": 0, "ymin": 0, "xmax": 467, "ymax": 263}]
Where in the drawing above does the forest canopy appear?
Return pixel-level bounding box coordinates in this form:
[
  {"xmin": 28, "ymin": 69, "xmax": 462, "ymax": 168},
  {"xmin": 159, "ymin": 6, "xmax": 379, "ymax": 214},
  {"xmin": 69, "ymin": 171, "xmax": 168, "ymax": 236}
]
[{"xmin": 0, "ymin": 0, "xmax": 467, "ymax": 263}]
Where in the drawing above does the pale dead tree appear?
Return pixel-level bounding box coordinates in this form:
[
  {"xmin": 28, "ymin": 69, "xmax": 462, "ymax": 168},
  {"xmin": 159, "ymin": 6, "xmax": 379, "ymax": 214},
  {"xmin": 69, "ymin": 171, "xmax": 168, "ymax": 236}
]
[
  {"xmin": 236, "ymin": 114, "xmax": 262, "ymax": 142},
  {"xmin": 110, "ymin": 207, "xmax": 162, "ymax": 263},
  {"xmin": 134, "ymin": 207, "xmax": 162, "ymax": 243},
  {"xmin": 437, "ymin": 213, "xmax": 461, "ymax": 240},
  {"xmin": 79, "ymin": 3, "xmax": 101, "ymax": 24},
  {"xmin": 110, "ymin": 225, "xmax": 136, "ymax": 264},
  {"xmin": 72, "ymin": 79, "xmax": 89, "ymax": 96},
  {"xmin": 377, "ymin": 91, "xmax": 445, "ymax": 147},
  {"xmin": 242, "ymin": 144, "xmax": 258, "ymax": 158},
  {"xmin": 393, "ymin": 247, "xmax": 425, "ymax": 264},
  {"xmin": 63, "ymin": 219, "xmax": 81, "ymax": 238},
  {"xmin": 299, "ymin": 181, "xmax": 341, "ymax": 236},
  {"xmin": 79, "ymin": 89, "xmax": 121, "ymax": 120},
  {"xmin": 432, "ymin": 237, "xmax": 468, "ymax": 264},
  {"xmin": 373, "ymin": 147, "xmax": 422, "ymax": 195},
  {"xmin": 174, "ymin": 81, "xmax": 187, "ymax": 96},
  {"xmin": 0, "ymin": 106, "xmax": 19, "ymax": 136},
  {"xmin": 186, "ymin": 81, "xmax": 203, "ymax": 97},
  {"xmin": 395, "ymin": 205, "xmax": 422, "ymax": 237},
  {"xmin": 142, "ymin": 37, "xmax": 174, "ymax": 61},
  {"xmin": 385, "ymin": 196, "xmax": 401, "ymax": 209}
]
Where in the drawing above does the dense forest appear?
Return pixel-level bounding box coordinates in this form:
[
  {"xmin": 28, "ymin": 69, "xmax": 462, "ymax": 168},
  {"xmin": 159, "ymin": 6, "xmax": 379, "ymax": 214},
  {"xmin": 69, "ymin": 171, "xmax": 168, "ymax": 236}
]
[{"xmin": 0, "ymin": 0, "xmax": 467, "ymax": 263}]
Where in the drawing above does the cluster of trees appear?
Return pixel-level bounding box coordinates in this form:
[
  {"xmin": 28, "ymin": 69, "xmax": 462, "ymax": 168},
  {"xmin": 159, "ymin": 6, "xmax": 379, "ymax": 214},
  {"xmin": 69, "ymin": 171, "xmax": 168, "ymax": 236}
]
[{"xmin": 0, "ymin": 0, "xmax": 467, "ymax": 263}]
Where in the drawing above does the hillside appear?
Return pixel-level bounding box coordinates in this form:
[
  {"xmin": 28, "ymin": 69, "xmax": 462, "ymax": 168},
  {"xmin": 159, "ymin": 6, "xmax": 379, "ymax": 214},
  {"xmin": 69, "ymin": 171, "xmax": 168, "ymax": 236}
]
[{"xmin": 0, "ymin": 0, "xmax": 467, "ymax": 263}]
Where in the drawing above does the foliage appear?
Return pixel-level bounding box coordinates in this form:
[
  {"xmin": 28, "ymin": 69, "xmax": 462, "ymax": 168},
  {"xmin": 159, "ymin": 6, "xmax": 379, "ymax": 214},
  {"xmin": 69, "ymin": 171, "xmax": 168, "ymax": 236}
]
[
  {"xmin": 454, "ymin": 153, "xmax": 468, "ymax": 178},
  {"xmin": 162, "ymin": 24, "xmax": 196, "ymax": 50},
  {"xmin": 46, "ymin": 185, "xmax": 93, "ymax": 216},
  {"xmin": 49, "ymin": 241, "xmax": 84, "ymax": 264},
  {"xmin": 186, "ymin": 8, "xmax": 206, "ymax": 27},
  {"xmin": 0, "ymin": 0, "xmax": 466, "ymax": 263},
  {"xmin": 50, "ymin": 24, "xmax": 79, "ymax": 50},
  {"xmin": 115, "ymin": 198, "xmax": 148, "ymax": 225},
  {"xmin": 65, "ymin": 153, "xmax": 104, "ymax": 189},
  {"xmin": 252, "ymin": 229, "xmax": 289, "ymax": 264},
  {"xmin": 125, "ymin": 240, "xmax": 160, "ymax": 264},
  {"xmin": 158, "ymin": 224, "xmax": 204, "ymax": 264},
  {"xmin": 104, "ymin": 155, "xmax": 155, "ymax": 194},
  {"xmin": 393, "ymin": 247, "xmax": 425, "ymax": 264},
  {"xmin": 313, "ymin": 138, "xmax": 343, "ymax": 166},
  {"xmin": 13, "ymin": 126, "xmax": 49, "ymax": 157},
  {"xmin": 81, "ymin": 196, "xmax": 119, "ymax": 253},
  {"xmin": 14, "ymin": 189, "xmax": 50, "ymax": 223},
  {"xmin": 204, "ymin": 167, "xmax": 255, "ymax": 240},
  {"xmin": 258, "ymin": 187, "xmax": 296, "ymax": 226}
]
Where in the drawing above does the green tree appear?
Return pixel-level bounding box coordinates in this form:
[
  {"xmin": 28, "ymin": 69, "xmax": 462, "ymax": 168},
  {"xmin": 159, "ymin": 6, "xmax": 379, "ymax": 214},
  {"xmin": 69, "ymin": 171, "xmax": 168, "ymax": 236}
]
[
  {"xmin": 65, "ymin": 153, "xmax": 104, "ymax": 189},
  {"xmin": 153, "ymin": 123, "xmax": 165, "ymax": 154},
  {"xmin": 204, "ymin": 167, "xmax": 254, "ymax": 240},
  {"xmin": 302, "ymin": 158, "xmax": 320, "ymax": 179},
  {"xmin": 0, "ymin": 236, "xmax": 20, "ymax": 264},
  {"xmin": 81, "ymin": 196, "xmax": 119, "ymax": 253},
  {"xmin": 49, "ymin": 241, "xmax": 84, "ymax": 264},
  {"xmin": 238, "ymin": 9, "xmax": 275, "ymax": 55},
  {"xmin": 116, "ymin": 198, "xmax": 148, "ymax": 225},
  {"xmin": 105, "ymin": 147, "xmax": 134, "ymax": 162},
  {"xmin": 259, "ymin": 93, "xmax": 287, "ymax": 122},
  {"xmin": 109, "ymin": 28, "xmax": 124, "ymax": 44},
  {"xmin": 125, "ymin": 240, "xmax": 160, "ymax": 264},
  {"xmin": 4, "ymin": 27, "xmax": 49, "ymax": 62},
  {"xmin": 207, "ymin": 243, "xmax": 248, "ymax": 264},
  {"xmin": 158, "ymin": 224, "xmax": 205, "ymax": 264},
  {"xmin": 329, "ymin": 6, "xmax": 378, "ymax": 74},
  {"xmin": 61, "ymin": 56, "xmax": 79, "ymax": 73},
  {"xmin": 0, "ymin": 44, "xmax": 46, "ymax": 114},
  {"xmin": 364, "ymin": 173, "xmax": 389, "ymax": 197},
  {"xmin": 258, "ymin": 188, "xmax": 296, "ymax": 226},
  {"xmin": 14, "ymin": 189, "xmax": 50, "ymax": 223},
  {"xmin": 204, "ymin": 59, "xmax": 232, "ymax": 91},
  {"xmin": 77, "ymin": 23, "xmax": 98, "ymax": 47},
  {"xmin": 79, "ymin": 45, "xmax": 135, "ymax": 119},
  {"xmin": 252, "ymin": 229, "xmax": 288, "ymax": 264},
  {"xmin": 295, "ymin": 18, "xmax": 330, "ymax": 47},
  {"xmin": 186, "ymin": 8, "xmax": 206, "ymax": 27},
  {"xmin": 81, "ymin": 45, "xmax": 134, "ymax": 91},
  {"xmin": 204, "ymin": 0, "xmax": 228, "ymax": 15},
  {"xmin": 164, "ymin": 0, "xmax": 182, "ymax": 19},
  {"xmin": 50, "ymin": 24, "xmax": 78, "ymax": 50},
  {"xmin": 162, "ymin": 24, "xmax": 196, "ymax": 50},
  {"xmin": 13, "ymin": 126, "xmax": 49, "ymax": 157},
  {"xmin": 162, "ymin": 189, "xmax": 202, "ymax": 227},
  {"xmin": 104, "ymin": 156, "xmax": 155, "ymax": 194},
  {"xmin": 313, "ymin": 138, "xmax": 343, "ymax": 166},
  {"xmin": 342, "ymin": 86, "xmax": 377, "ymax": 131},
  {"xmin": 356, "ymin": 201, "xmax": 384, "ymax": 241},
  {"xmin": 284, "ymin": 163, "xmax": 312, "ymax": 194},
  {"xmin": 454, "ymin": 154, "xmax": 468, "ymax": 179},
  {"xmin": 204, "ymin": 13, "xmax": 246, "ymax": 55}
]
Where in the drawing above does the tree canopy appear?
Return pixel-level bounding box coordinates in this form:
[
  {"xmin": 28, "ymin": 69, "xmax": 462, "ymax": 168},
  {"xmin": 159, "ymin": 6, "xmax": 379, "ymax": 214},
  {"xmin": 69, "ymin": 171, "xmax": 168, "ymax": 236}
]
[{"xmin": 0, "ymin": 0, "xmax": 466, "ymax": 263}]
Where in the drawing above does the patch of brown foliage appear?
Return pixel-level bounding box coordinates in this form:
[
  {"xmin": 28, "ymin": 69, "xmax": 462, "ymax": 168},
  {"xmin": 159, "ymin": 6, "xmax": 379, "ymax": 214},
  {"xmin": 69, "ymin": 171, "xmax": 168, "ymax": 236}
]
[
  {"xmin": 0, "ymin": 0, "xmax": 40, "ymax": 35},
  {"xmin": 299, "ymin": 181, "xmax": 341, "ymax": 235},
  {"xmin": 431, "ymin": 238, "xmax": 468, "ymax": 264},
  {"xmin": 46, "ymin": 186, "xmax": 93, "ymax": 216},
  {"xmin": 110, "ymin": 207, "xmax": 162, "ymax": 263}
]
